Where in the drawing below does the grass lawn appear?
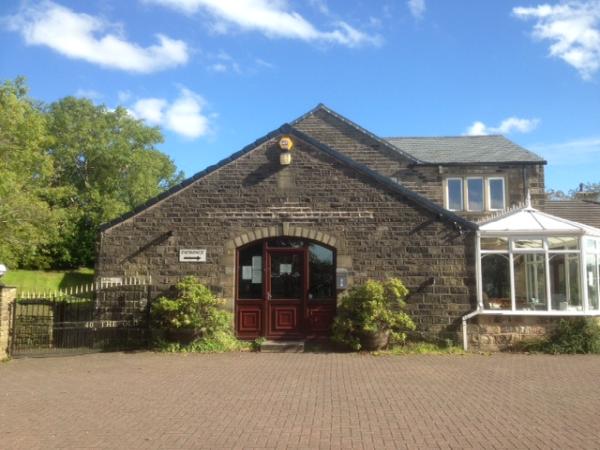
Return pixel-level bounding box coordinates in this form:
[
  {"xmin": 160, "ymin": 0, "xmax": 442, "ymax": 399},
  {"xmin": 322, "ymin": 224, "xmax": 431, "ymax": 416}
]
[{"xmin": 3, "ymin": 268, "xmax": 95, "ymax": 293}]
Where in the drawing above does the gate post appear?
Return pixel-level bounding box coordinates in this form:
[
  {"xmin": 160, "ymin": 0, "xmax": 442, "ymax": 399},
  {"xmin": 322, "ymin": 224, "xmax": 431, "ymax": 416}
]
[{"xmin": 0, "ymin": 286, "xmax": 17, "ymax": 360}]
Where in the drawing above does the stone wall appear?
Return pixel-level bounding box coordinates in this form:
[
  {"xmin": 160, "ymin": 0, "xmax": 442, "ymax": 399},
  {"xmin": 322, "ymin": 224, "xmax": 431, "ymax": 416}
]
[
  {"xmin": 468, "ymin": 315, "xmax": 561, "ymax": 351},
  {"xmin": 97, "ymin": 133, "xmax": 476, "ymax": 339},
  {"xmin": 294, "ymin": 109, "xmax": 546, "ymax": 220},
  {"xmin": 0, "ymin": 286, "xmax": 16, "ymax": 359}
]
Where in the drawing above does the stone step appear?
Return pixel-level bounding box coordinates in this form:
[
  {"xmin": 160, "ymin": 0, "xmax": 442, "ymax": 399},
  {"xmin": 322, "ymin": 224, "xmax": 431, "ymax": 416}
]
[{"xmin": 260, "ymin": 340, "xmax": 305, "ymax": 353}]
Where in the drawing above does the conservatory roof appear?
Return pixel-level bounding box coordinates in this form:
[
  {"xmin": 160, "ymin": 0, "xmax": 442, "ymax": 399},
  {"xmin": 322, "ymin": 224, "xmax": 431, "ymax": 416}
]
[{"xmin": 478, "ymin": 205, "xmax": 600, "ymax": 237}]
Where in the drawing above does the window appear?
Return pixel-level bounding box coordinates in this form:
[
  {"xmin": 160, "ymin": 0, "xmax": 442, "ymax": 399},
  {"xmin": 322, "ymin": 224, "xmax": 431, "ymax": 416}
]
[
  {"xmin": 478, "ymin": 235, "xmax": 599, "ymax": 313},
  {"xmin": 488, "ymin": 178, "xmax": 505, "ymax": 210},
  {"xmin": 445, "ymin": 176, "xmax": 506, "ymax": 211},
  {"xmin": 467, "ymin": 178, "xmax": 484, "ymax": 211},
  {"xmin": 446, "ymin": 178, "xmax": 463, "ymax": 211}
]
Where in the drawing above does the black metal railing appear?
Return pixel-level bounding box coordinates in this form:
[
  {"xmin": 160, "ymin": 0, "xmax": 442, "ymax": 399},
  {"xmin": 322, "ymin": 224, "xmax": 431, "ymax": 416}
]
[{"xmin": 11, "ymin": 281, "xmax": 152, "ymax": 357}]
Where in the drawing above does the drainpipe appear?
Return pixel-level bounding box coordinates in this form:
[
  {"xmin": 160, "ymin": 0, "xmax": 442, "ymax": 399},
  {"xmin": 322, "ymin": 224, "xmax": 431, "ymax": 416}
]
[{"xmin": 462, "ymin": 309, "xmax": 481, "ymax": 351}]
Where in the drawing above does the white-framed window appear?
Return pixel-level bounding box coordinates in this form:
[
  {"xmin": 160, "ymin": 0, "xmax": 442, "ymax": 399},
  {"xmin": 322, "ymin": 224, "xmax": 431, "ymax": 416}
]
[
  {"xmin": 446, "ymin": 178, "xmax": 463, "ymax": 211},
  {"xmin": 479, "ymin": 235, "xmax": 589, "ymax": 313},
  {"xmin": 444, "ymin": 176, "xmax": 506, "ymax": 212},
  {"xmin": 488, "ymin": 177, "xmax": 506, "ymax": 211}
]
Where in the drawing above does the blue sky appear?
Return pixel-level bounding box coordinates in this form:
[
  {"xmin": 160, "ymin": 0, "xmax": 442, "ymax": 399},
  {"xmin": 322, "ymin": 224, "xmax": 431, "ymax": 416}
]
[{"xmin": 1, "ymin": 0, "xmax": 599, "ymax": 192}]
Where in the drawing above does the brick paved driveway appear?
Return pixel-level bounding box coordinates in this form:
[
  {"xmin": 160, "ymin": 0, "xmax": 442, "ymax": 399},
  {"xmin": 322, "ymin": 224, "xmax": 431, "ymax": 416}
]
[{"xmin": 1, "ymin": 352, "xmax": 600, "ymax": 449}]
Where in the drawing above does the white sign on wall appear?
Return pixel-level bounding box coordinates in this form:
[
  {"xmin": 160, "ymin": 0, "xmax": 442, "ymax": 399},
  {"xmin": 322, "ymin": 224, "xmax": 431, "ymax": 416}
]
[{"xmin": 179, "ymin": 249, "xmax": 207, "ymax": 262}]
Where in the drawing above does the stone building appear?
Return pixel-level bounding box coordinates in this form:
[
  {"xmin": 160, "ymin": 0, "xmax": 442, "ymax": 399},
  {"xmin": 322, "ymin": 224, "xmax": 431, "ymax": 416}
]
[{"xmin": 96, "ymin": 105, "xmax": 600, "ymax": 349}]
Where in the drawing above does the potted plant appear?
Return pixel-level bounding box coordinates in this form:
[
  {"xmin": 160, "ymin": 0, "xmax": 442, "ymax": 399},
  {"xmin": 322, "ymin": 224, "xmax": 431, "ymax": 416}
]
[
  {"xmin": 151, "ymin": 277, "xmax": 230, "ymax": 344},
  {"xmin": 332, "ymin": 278, "xmax": 415, "ymax": 351}
]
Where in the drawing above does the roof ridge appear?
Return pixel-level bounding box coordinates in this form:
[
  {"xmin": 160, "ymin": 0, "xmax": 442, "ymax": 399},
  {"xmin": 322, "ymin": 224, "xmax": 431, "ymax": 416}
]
[
  {"xmin": 291, "ymin": 104, "xmax": 424, "ymax": 164},
  {"xmin": 385, "ymin": 135, "xmax": 506, "ymax": 139}
]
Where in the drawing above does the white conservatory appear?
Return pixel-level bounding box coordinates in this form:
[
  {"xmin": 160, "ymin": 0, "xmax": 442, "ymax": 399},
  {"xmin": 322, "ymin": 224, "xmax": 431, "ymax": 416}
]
[{"xmin": 475, "ymin": 204, "xmax": 600, "ymax": 316}]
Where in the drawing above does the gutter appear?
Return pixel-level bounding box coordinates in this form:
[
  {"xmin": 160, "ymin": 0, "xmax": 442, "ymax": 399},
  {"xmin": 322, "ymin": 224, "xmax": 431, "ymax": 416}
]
[{"xmin": 462, "ymin": 309, "xmax": 481, "ymax": 351}]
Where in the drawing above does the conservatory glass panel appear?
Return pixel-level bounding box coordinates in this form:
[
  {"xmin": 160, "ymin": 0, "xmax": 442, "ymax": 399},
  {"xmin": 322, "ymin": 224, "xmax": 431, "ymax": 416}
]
[
  {"xmin": 514, "ymin": 254, "xmax": 547, "ymax": 310},
  {"xmin": 547, "ymin": 236, "xmax": 578, "ymax": 250},
  {"xmin": 514, "ymin": 239, "xmax": 543, "ymax": 250},
  {"xmin": 481, "ymin": 254, "xmax": 511, "ymax": 309},
  {"xmin": 549, "ymin": 254, "xmax": 581, "ymax": 311},
  {"xmin": 588, "ymin": 253, "xmax": 599, "ymax": 310},
  {"xmin": 481, "ymin": 237, "xmax": 509, "ymax": 251}
]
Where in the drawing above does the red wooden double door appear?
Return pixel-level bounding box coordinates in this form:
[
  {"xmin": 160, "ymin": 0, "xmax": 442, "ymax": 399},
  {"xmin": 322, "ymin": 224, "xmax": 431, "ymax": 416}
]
[{"xmin": 235, "ymin": 238, "xmax": 336, "ymax": 340}]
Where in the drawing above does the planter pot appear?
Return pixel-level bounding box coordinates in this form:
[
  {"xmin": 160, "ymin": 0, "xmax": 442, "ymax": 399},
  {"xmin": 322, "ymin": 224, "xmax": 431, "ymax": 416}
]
[
  {"xmin": 165, "ymin": 328, "xmax": 202, "ymax": 345},
  {"xmin": 360, "ymin": 330, "xmax": 390, "ymax": 351}
]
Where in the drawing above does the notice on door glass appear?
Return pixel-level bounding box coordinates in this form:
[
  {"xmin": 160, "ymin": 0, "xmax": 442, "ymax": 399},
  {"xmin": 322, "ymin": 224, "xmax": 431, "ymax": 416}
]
[
  {"xmin": 252, "ymin": 269, "xmax": 262, "ymax": 284},
  {"xmin": 280, "ymin": 264, "xmax": 292, "ymax": 275},
  {"xmin": 242, "ymin": 266, "xmax": 252, "ymax": 280}
]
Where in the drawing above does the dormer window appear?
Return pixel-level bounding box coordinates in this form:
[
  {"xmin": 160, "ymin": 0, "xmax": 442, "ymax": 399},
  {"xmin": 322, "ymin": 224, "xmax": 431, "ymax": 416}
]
[{"xmin": 445, "ymin": 176, "xmax": 506, "ymax": 212}]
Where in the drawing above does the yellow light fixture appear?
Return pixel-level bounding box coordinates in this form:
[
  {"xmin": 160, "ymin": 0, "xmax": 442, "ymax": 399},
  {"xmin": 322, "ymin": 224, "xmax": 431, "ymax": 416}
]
[{"xmin": 279, "ymin": 136, "xmax": 294, "ymax": 151}]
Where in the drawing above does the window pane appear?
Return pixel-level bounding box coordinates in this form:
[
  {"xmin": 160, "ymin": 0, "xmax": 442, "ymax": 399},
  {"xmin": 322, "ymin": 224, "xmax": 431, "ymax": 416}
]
[
  {"xmin": 238, "ymin": 242, "xmax": 263, "ymax": 299},
  {"xmin": 587, "ymin": 253, "xmax": 599, "ymax": 310},
  {"xmin": 482, "ymin": 254, "xmax": 511, "ymax": 309},
  {"xmin": 308, "ymin": 244, "xmax": 334, "ymax": 300},
  {"xmin": 447, "ymin": 179, "xmax": 463, "ymax": 211},
  {"xmin": 549, "ymin": 254, "xmax": 581, "ymax": 311},
  {"xmin": 467, "ymin": 178, "xmax": 484, "ymax": 211},
  {"xmin": 270, "ymin": 252, "xmax": 303, "ymax": 299},
  {"xmin": 514, "ymin": 239, "xmax": 543, "ymax": 249},
  {"xmin": 267, "ymin": 238, "xmax": 305, "ymax": 248},
  {"xmin": 489, "ymin": 179, "xmax": 505, "ymax": 210},
  {"xmin": 585, "ymin": 239, "xmax": 597, "ymax": 251},
  {"xmin": 514, "ymin": 254, "xmax": 547, "ymax": 310},
  {"xmin": 481, "ymin": 237, "xmax": 508, "ymax": 251},
  {"xmin": 548, "ymin": 236, "xmax": 578, "ymax": 250}
]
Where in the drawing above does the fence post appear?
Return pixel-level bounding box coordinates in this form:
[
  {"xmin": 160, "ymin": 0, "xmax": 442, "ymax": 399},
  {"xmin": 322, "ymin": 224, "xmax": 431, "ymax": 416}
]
[{"xmin": 0, "ymin": 286, "xmax": 17, "ymax": 360}]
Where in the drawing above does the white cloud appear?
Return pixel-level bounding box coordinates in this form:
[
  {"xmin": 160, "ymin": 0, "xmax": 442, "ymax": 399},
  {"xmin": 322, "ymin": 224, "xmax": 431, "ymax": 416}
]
[
  {"xmin": 144, "ymin": 0, "xmax": 381, "ymax": 47},
  {"xmin": 465, "ymin": 117, "xmax": 540, "ymax": 136},
  {"xmin": 407, "ymin": 0, "xmax": 426, "ymax": 19},
  {"xmin": 513, "ymin": 1, "xmax": 600, "ymax": 79},
  {"xmin": 131, "ymin": 98, "xmax": 168, "ymax": 125},
  {"xmin": 129, "ymin": 87, "xmax": 210, "ymax": 139},
  {"xmin": 74, "ymin": 88, "xmax": 102, "ymax": 100},
  {"xmin": 5, "ymin": 1, "xmax": 189, "ymax": 73},
  {"xmin": 530, "ymin": 137, "xmax": 600, "ymax": 165},
  {"xmin": 117, "ymin": 90, "xmax": 132, "ymax": 103}
]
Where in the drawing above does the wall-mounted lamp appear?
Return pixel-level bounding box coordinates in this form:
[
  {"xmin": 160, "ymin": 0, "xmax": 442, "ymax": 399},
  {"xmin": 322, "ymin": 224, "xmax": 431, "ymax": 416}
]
[{"xmin": 279, "ymin": 136, "xmax": 293, "ymax": 166}]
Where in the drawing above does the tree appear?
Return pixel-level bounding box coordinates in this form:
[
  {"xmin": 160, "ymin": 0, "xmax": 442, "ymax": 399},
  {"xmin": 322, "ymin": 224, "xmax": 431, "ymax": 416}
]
[
  {"xmin": 45, "ymin": 97, "xmax": 184, "ymax": 267},
  {"xmin": 0, "ymin": 77, "xmax": 184, "ymax": 269},
  {"xmin": 0, "ymin": 78, "xmax": 58, "ymax": 268}
]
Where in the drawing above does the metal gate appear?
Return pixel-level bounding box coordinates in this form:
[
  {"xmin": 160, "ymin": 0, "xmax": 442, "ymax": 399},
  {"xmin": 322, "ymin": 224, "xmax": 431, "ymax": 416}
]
[{"xmin": 10, "ymin": 278, "xmax": 152, "ymax": 357}]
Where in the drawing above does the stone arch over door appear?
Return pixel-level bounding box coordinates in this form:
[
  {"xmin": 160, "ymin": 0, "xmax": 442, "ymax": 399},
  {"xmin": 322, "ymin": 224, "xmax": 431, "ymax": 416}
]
[{"xmin": 219, "ymin": 223, "xmax": 350, "ymax": 339}]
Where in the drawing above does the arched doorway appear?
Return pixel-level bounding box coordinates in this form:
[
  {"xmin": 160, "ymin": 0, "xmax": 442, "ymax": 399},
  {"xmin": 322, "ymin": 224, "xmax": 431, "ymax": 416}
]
[{"xmin": 235, "ymin": 237, "xmax": 336, "ymax": 340}]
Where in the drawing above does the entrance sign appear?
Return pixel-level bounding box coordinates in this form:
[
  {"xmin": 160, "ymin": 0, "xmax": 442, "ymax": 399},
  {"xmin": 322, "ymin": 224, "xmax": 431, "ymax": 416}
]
[{"xmin": 179, "ymin": 249, "xmax": 207, "ymax": 262}]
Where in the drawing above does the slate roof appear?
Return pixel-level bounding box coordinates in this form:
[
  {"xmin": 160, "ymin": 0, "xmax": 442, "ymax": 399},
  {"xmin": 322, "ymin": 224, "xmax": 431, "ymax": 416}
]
[
  {"xmin": 543, "ymin": 200, "xmax": 600, "ymax": 229},
  {"xmin": 384, "ymin": 135, "xmax": 546, "ymax": 165}
]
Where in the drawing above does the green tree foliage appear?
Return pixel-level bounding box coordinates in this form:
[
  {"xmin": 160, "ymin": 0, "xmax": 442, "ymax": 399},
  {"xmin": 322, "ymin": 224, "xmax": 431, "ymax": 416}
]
[
  {"xmin": 45, "ymin": 97, "xmax": 183, "ymax": 267},
  {"xmin": 0, "ymin": 78, "xmax": 57, "ymax": 268},
  {"xmin": 0, "ymin": 77, "xmax": 183, "ymax": 269}
]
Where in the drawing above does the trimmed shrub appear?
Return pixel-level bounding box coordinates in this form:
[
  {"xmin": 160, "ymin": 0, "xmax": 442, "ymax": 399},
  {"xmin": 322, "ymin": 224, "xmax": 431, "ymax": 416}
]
[{"xmin": 332, "ymin": 278, "xmax": 415, "ymax": 351}]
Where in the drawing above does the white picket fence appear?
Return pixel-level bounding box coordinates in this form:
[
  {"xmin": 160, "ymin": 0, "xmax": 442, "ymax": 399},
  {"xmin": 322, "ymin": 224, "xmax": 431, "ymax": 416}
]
[{"xmin": 17, "ymin": 275, "xmax": 152, "ymax": 300}]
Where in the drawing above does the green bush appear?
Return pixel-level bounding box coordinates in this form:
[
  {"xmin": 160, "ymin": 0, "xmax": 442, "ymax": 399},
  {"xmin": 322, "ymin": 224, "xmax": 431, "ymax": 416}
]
[
  {"xmin": 521, "ymin": 318, "xmax": 600, "ymax": 354},
  {"xmin": 151, "ymin": 277, "xmax": 231, "ymax": 337},
  {"xmin": 157, "ymin": 331, "xmax": 252, "ymax": 353},
  {"xmin": 331, "ymin": 278, "xmax": 416, "ymax": 351}
]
